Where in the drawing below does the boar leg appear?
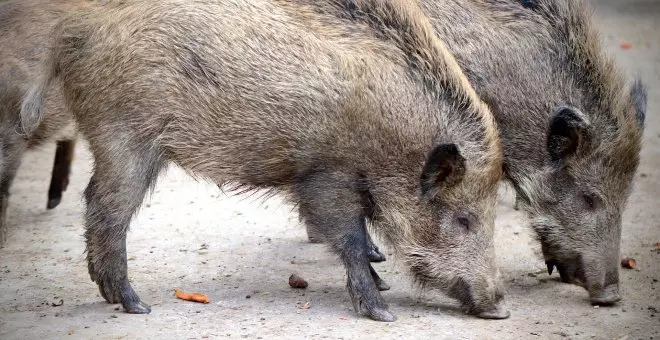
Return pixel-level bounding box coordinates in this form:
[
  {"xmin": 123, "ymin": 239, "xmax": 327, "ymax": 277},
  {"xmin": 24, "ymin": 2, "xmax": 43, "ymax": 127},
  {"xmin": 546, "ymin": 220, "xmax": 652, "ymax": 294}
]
[
  {"xmin": 304, "ymin": 222, "xmax": 325, "ymax": 243},
  {"xmin": 47, "ymin": 139, "xmax": 76, "ymax": 210},
  {"xmin": 295, "ymin": 173, "xmax": 395, "ymax": 322},
  {"xmin": 335, "ymin": 217, "xmax": 394, "ymax": 321},
  {"xmin": 369, "ymin": 264, "xmax": 391, "ymax": 291},
  {"xmin": 83, "ymin": 145, "xmax": 163, "ymax": 314},
  {"xmin": 304, "ymin": 214, "xmax": 387, "ymax": 262},
  {"xmin": 0, "ymin": 143, "xmax": 25, "ymax": 246},
  {"xmin": 513, "ymin": 193, "xmax": 520, "ymax": 211}
]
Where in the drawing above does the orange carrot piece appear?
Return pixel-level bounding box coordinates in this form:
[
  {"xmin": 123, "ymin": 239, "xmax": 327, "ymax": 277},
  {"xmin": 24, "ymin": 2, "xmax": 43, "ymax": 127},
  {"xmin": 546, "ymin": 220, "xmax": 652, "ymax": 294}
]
[
  {"xmin": 175, "ymin": 290, "xmax": 210, "ymax": 304},
  {"xmin": 620, "ymin": 42, "xmax": 633, "ymax": 50}
]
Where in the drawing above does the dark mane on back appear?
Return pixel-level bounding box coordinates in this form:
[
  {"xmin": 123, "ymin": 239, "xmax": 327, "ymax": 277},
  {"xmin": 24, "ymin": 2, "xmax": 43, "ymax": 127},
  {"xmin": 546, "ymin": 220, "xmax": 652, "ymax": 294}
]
[
  {"xmin": 517, "ymin": 0, "xmax": 643, "ymax": 168},
  {"xmin": 326, "ymin": 0, "xmax": 502, "ymax": 174},
  {"xmin": 522, "ymin": 0, "xmax": 629, "ymax": 120}
]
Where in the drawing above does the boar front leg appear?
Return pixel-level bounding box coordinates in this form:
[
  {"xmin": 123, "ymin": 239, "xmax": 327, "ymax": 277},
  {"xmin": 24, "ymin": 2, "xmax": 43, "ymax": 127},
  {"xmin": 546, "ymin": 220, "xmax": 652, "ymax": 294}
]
[
  {"xmin": 83, "ymin": 141, "xmax": 164, "ymax": 314},
  {"xmin": 47, "ymin": 139, "xmax": 76, "ymax": 209},
  {"xmin": 295, "ymin": 172, "xmax": 395, "ymax": 322}
]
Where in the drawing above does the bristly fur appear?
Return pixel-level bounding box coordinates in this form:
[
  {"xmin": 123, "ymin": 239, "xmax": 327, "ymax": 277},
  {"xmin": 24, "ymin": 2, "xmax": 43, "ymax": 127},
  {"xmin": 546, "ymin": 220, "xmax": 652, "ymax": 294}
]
[
  {"xmin": 19, "ymin": 0, "xmax": 506, "ymax": 319},
  {"xmin": 336, "ymin": 0, "xmax": 503, "ymax": 182},
  {"xmin": 418, "ymin": 0, "xmax": 645, "ymax": 303},
  {"xmin": 0, "ymin": 0, "xmax": 90, "ymax": 245}
]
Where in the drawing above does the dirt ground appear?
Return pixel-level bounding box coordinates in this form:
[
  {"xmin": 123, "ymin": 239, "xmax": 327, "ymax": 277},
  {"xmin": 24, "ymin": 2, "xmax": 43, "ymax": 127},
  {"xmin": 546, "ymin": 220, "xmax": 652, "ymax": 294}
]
[{"xmin": 0, "ymin": 1, "xmax": 659, "ymax": 339}]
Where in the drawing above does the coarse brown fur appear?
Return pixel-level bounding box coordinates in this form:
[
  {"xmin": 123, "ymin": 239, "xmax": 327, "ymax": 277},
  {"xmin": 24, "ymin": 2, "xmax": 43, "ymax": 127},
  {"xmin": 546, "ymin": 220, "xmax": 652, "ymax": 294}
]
[
  {"xmin": 0, "ymin": 0, "xmax": 91, "ymax": 245},
  {"xmin": 411, "ymin": 0, "xmax": 646, "ymax": 304},
  {"xmin": 316, "ymin": 0, "xmax": 645, "ymax": 306},
  {"xmin": 21, "ymin": 0, "xmax": 507, "ymax": 321}
]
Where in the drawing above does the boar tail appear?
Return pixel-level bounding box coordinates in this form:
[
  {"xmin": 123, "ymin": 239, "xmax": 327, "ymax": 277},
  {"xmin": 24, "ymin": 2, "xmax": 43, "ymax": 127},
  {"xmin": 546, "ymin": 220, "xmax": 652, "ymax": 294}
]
[{"xmin": 20, "ymin": 48, "xmax": 59, "ymax": 136}]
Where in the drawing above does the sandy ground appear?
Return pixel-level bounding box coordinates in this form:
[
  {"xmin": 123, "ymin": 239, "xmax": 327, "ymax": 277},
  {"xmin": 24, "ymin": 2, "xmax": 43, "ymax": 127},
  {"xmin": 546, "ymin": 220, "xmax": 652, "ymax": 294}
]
[{"xmin": 0, "ymin": 1, "xmax": 659, "ymax": 339}]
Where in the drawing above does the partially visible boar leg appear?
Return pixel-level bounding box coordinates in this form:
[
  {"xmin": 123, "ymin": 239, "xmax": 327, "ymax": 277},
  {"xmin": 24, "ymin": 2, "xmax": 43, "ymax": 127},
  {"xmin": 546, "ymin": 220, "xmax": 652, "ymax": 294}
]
[
  {"xmin": 513, "ymin": 193, "xmax": 520, "ymax": 211},
  {"xmin": 304, "ymin": 222, "xmax": 324, "ymax": 243},
  {"xmin": 339, "ymin": 219, "xmax": 393, "ymax": 321},
  {"xmin": 0, "ymin": 143, "xmax": 25, "ymax": 246},
  {"xmin": 370, "ymin": 265, "xmax": 391, "ymax": 291},
  {"xmin": 305, "ymin": 217, "xmax": 386, "ymax": 262},
  {"xmin": 295, "ymin": 172, "xmax": 395, "ymax": 322},
  {"xmin": 83, "ymin": 143, "xmax": 164, "ymax": 314},
  {"xmin": 47, "ymin": 139, "xmax": 76, "ymax": 209}
]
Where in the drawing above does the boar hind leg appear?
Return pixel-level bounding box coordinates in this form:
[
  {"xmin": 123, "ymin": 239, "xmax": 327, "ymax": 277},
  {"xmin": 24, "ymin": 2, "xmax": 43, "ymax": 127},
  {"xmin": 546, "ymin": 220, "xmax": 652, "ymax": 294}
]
[
  {"xmin": 304, "ymin": 214, "xmax": 387, "ymax": 263},
  {"xmin": 295, "ymin": 172, "xmax": 395, "ymax": 322},
  {"xmin": 304, "ymin": 222, "xmax": 325, "ymax": 244},
  {"xmin": 0, "ymin": 143, "xmax": 25, "ymax": 246},
  {"xmin": 47, "ymin": 139, "xmax": 76, "ymax": 210},
  {"xmin": 83, "ymin": 143, "xmax": 163, "ymax": 314},
  {"xmin": 513, "ymin": 193, "xmax": 521, "ymax": 211}
]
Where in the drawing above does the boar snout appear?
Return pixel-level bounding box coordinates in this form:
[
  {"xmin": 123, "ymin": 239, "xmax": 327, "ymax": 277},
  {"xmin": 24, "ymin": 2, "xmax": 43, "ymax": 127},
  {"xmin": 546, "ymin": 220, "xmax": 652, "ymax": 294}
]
[
  {"xmin": 448, "ymin": 277, "xmax": 510, "ymax": 320},
  {"xmin": 477, "ymin": 300, "xmax": 510, "ymax": 320},
  {"xmin": 545, "ymin": 251, "xmax": 621, "ymax": 305},
  {"xmin": 589, "ymin": 284, "xmax": 621, "ymax": 306},
  {"xmin": 585, "ymin": 256, "xmax": 621, "ymax": 306}
]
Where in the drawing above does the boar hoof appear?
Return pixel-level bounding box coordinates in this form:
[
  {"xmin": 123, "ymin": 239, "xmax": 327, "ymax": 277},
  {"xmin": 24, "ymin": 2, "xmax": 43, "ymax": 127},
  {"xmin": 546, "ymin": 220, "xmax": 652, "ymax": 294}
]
[
  {"xmin": 123, "ymin": 300, "xmax": 152, "ymax": 314},
  {"xmin": 96, "ymin": 276, "xmax": 151, "ymax": 314},
  {"xmin": 367, "ymin": 246, "xmax": 386, "ymax": 263},
  {"xmin": 368, "ymin": 307, "xmax": 396, "ymax": 322},
  {"xmin": 0, "ymin": 228, "xmax": 6, "ymax": 247},
  {"xmin": 47, "ymin": 196, "xmax": 62, "ymax": 210},
  {"xmin": 351, "ymin": 295, "xmax": 396, "ymax": 322},
  {"xmin": 359, "ymin": 305, "xmax": 396, "ymax": 322},
  {"xmin": 369, "ymin": 265, "xmax": 390, "ymax": 291},
  {"xmin": 374, "ymin": 278, "xmax": 391, "ymax": 291}
]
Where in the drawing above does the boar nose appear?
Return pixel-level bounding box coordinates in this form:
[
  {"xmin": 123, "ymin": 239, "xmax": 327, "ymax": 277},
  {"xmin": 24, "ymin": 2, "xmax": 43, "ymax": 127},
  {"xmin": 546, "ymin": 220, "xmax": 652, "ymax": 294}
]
[
  {"xmin": 589, "ymin": 283, "xmax": 621, "ymax": 306},
  {"xmin": 477, "ymin": 299, "xmax": 510, "ymax": 320}
]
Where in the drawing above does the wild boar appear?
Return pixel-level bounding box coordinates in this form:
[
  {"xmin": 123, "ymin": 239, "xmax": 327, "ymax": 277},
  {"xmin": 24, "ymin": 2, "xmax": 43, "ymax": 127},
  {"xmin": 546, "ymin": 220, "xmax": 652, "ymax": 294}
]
[
  {"xmin": 21, "ymin": 0, "xmax": 508, "ymax": 321},
  {"xmin": 423, "ymin": 0, "xmax": 646, "ymax": 306},
  {"xmin": 0, "ymin": 0, "xmax": 88, "ymax": 245},
  {"xmin": 327, "ymin": 0, "xmax": 646, "ymax": 306}
]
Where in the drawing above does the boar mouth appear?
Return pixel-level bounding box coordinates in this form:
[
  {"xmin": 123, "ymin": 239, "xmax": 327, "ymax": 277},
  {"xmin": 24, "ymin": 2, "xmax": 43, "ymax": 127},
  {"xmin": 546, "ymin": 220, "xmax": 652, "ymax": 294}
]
[
  {"xmin": 545, "ymin": 257, "xmax": 586, "ymax": 286},
  {"xmin": 545, "ymin": 253, "xmax": 622, "ymax": 305},
  {"xmin": 541, "ymin": 240, "xmax": 586, "ymax": 285},
  {"xmin": 540, "ymin": 237, "xmax": 622, "ymax": 305}
]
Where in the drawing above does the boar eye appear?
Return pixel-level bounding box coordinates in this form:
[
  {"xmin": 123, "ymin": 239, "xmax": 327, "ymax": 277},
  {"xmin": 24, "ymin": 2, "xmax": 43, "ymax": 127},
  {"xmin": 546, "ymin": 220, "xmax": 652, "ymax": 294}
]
[
  {"xmin": 582, "ymin": 193, "xmax": 602, "ymax": 210},
  {"xmin": 456, "ymin": 212, "xmax": 473, "ymax": 231}
]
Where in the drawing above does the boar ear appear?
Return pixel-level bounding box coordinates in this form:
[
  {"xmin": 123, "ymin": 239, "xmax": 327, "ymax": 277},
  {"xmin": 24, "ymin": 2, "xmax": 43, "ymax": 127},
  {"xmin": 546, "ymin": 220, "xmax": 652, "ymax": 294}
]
[
  {"xmin": 630, "ymin": 78, "xmax": 647, "ymax": 128},
  {"xmin": 520, "ymin": 0, "xmax": 540, "ymax": 10},
  {"xmin": 546, "ymin": 106, "xmax": 590, "ymax": 164},
  {"xmin": 420, "ymin": 144, "xmax": 466, "ymax": 196}
]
